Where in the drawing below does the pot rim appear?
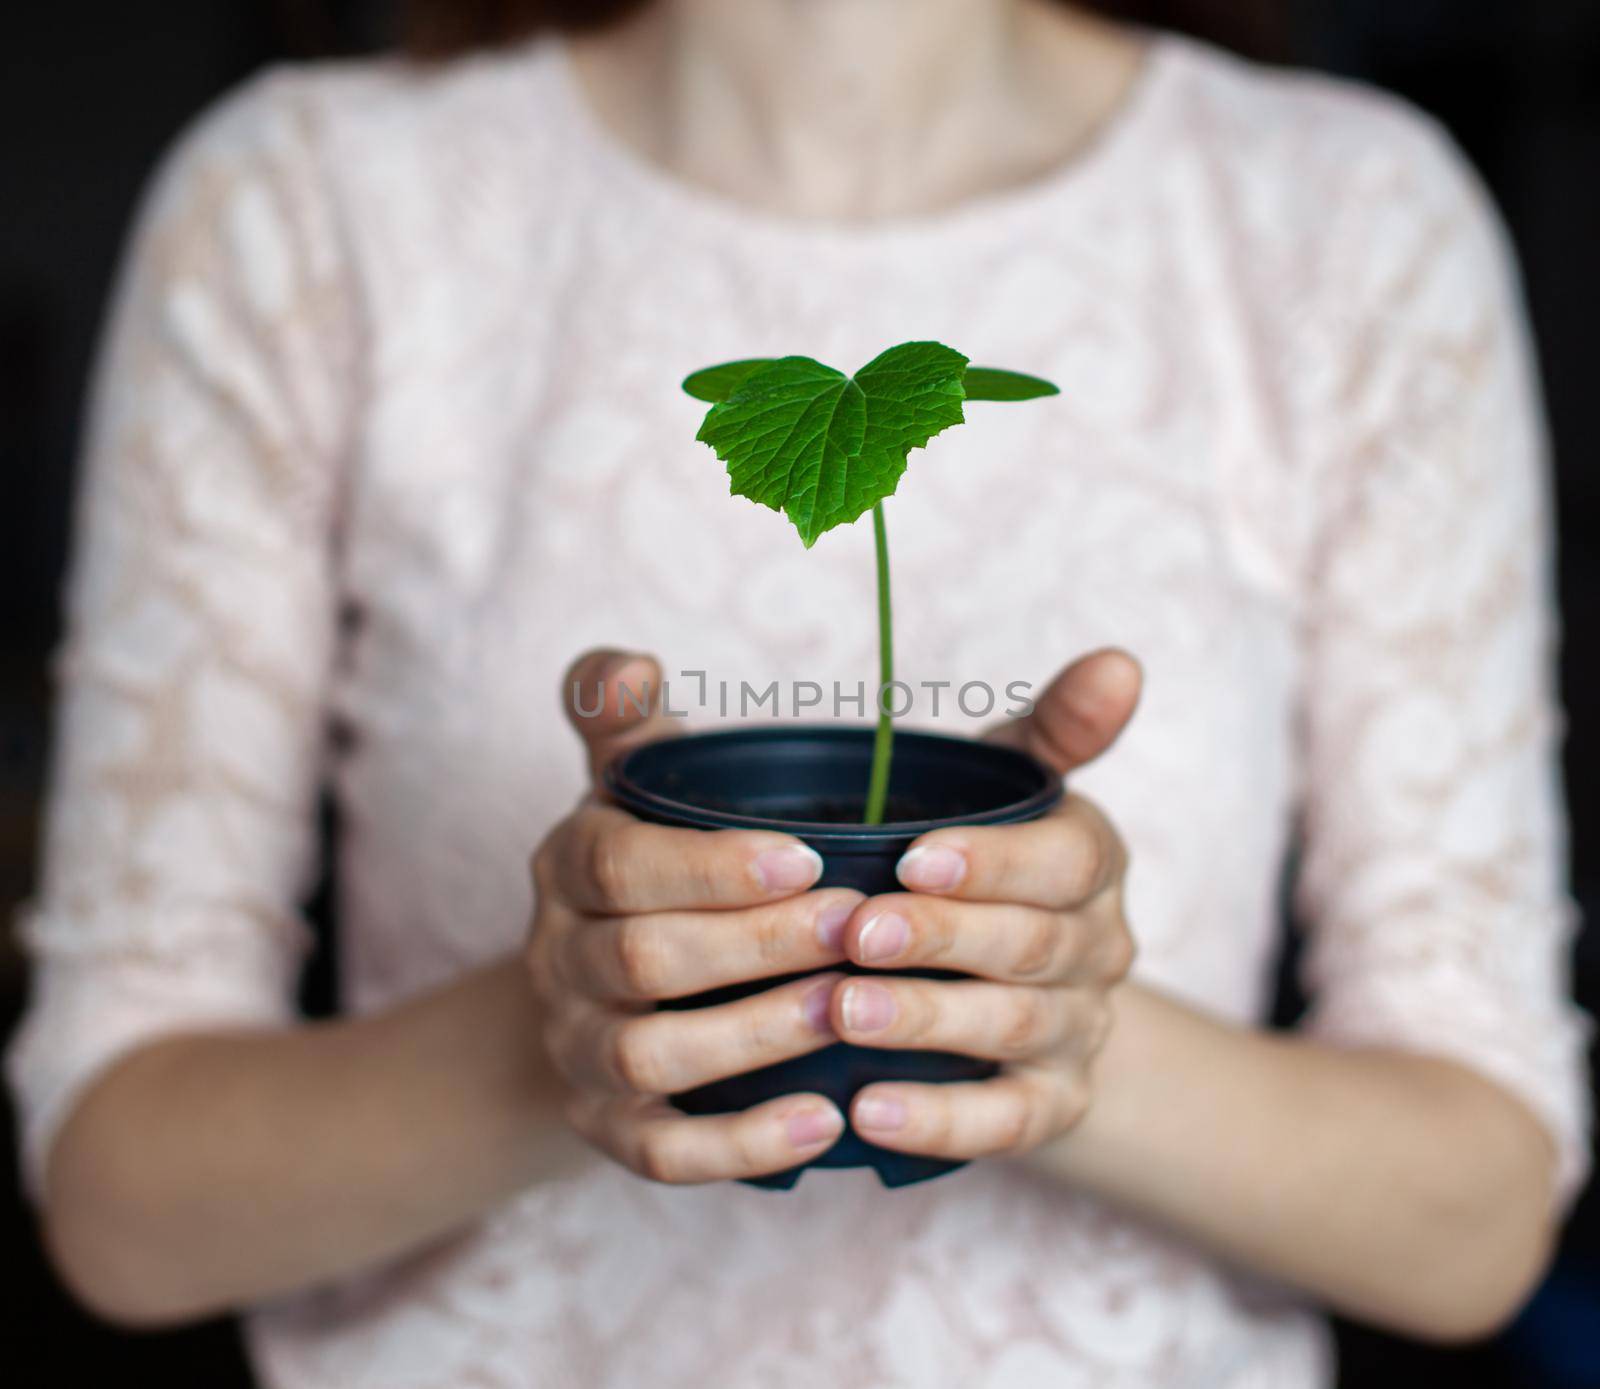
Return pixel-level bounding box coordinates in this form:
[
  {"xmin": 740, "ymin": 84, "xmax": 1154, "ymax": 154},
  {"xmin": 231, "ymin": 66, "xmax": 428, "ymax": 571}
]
[{"xmin": 604, "ymin": 724, "xmax": 1063, "ymax": 840}]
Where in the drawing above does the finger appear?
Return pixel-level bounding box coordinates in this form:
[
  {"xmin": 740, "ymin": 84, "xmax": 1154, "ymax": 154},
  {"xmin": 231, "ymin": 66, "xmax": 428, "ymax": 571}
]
[
  {"xmin": 850, "ymin": 1067, "xmax": 1087, "ymax": 1159},
  {"xmin": 569, "ymin": 1092, "xmax": 845, "ymax": 1184},
  {"xmin": 831, "ymin": 976, "xmax": 1107, "ymax": 1062},
  {"xmin": 986, "ymin": 647, "xmax": 1142, "ymax": 775},
  {"xmin": 841, "ymin": 893, "xmax": 1131, "ymax": 986},
  {"xmin": 894, "ymin": 794, "xmax": 1124, "ymax": 908},
  {"xmin": 549, "ymin": 973, "xmax": 844, "ymax": 1096},
  {"xmin": 563, "ymin": 648, "xmax": 684, "ymax": 783},
  {"xmin": 562, "ymin": 889, "xmax": 861, "ymax": 1000},
  {"xmin": 536, "ymin": 799, "xmax": 823, "ymax": 915}
]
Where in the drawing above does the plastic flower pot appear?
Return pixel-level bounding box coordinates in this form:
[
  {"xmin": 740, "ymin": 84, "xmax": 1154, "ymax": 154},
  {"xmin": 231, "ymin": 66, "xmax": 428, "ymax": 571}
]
[{"xmin": 604, "ymin": 724, "xmax": 1063, "ymax": 1190}]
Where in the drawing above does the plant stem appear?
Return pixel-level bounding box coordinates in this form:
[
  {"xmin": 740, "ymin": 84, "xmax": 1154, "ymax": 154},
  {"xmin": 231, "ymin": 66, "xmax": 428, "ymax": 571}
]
[{"xmin": 864, "ymin": 501, "xmax": 894, "ymax": 825}]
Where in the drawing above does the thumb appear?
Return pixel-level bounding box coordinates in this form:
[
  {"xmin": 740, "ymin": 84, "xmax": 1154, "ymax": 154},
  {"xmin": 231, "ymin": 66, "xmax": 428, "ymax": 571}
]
[
  {"xmin": 562, "ymin": 648, "xmax": 682, "ymax": 785},
  {"xmin": 988, "ymin": 648, "xmax": 1142, "ymax": 776}
]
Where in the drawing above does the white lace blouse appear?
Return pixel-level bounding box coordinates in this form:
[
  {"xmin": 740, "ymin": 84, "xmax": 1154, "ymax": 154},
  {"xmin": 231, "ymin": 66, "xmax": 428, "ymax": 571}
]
[{"xmin": 7, "ymin": 30, "xmax": 1590, "ymax": 1389}]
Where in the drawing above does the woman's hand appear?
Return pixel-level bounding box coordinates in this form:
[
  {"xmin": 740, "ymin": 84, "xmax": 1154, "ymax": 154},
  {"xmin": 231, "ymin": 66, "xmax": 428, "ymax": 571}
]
[
  {"xmin": 534, "ymin": 646, "xmax": 1141, "ymax": 1179},
  {"xmin": 525, "ymin": 651, "xmax": 861, "ymax": 1184},
  {"xmin": 830, "ymin": 649, "xmax": 1143, "ymax": 1160}
]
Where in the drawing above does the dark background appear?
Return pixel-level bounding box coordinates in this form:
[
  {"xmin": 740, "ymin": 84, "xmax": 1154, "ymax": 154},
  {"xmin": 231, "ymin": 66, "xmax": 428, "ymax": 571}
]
[{"xmin": 3, "ymin": 2, "xmax": 1597, "ymax": 1383}]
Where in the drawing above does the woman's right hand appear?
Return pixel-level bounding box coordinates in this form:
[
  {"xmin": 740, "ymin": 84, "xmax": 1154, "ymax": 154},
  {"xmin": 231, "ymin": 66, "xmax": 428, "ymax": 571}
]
[{"xmin": 526, "ymin": 650, "xmax": 859, "ymax": 1184}]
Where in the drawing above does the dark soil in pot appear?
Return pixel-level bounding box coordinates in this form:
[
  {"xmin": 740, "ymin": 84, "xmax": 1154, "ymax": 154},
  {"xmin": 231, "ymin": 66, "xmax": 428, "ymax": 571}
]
[{"xmin": 604, "ymin": 725, "xmax": 1063, "ymax": 1190}]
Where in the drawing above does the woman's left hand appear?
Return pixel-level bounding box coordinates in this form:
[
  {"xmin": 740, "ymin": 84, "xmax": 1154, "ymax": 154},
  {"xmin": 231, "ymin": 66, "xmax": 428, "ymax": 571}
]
[{"xmin": 827, "ymin": 648, "xmax": 1142, "ymax": 1159}]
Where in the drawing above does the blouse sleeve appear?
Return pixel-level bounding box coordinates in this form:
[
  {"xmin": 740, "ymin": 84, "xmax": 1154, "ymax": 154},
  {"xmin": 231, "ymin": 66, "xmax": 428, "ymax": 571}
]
[
  {"xmin": 1292, "ymin": 113, "xmax": 1592, "ymax": 1211},
  {"xmin": 4, "ymin": 70, "xmax": 357, "ymax": 1198}
]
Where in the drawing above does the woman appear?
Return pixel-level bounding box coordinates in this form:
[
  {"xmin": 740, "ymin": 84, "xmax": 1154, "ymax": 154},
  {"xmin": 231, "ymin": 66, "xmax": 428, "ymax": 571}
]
[{"xmin": 8, "ymin": 0, "xmax": 1589, "ymax": 1384}]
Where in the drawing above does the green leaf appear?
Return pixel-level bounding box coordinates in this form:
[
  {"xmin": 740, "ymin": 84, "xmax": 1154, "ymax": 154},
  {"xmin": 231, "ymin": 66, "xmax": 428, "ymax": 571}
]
[
  {"xmin": 962, "ymin": 366, "xmax": 1060, "ymax": 401},
  {"xmin": 681, "ymin": 358, "xmax": 775, "ymax": 403},
  {"xmin": 695, "ymin": 341, "xmax": 969, "ymax": 547}
]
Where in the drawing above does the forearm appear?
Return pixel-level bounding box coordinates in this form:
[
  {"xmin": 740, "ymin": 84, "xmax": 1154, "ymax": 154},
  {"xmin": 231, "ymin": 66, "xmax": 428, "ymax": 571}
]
[
  {"xmin": 42, "ymin": 956, "xmax": 572, "ymax": 1326},
  {"xmin": 1030, "ymin": 982, "xmax": 1558, "ymax": 1340}
]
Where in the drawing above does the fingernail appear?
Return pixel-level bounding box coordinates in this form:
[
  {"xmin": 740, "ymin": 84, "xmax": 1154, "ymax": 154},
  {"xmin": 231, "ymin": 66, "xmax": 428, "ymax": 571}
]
[
  {"xmin": 841, "ymin": 981, "xmax": 896, "ymax": 1034},
  {"xmin": 857, "ymin": 911, "xmax": 909, "ymax": 963},
  {"xmin": 801, "ymin": 979, "xmax": 837, "ymax": 1035},
  {"xmin": 606, "ymin": 656, "xmax": 655, "ymax": 711},
  {"xmin": 814, "ymin": 900, "xmax": 853, "ymax": 952},
  {"xmin": 897, "ymin": 844, "xmax": 966, "ymax": 892},
  {"xmin": 602, "ymin": 652, "xmax": 644, "ymax": 682},
  {"xmin": 786, "ymin": 1106, "xmax": 843, "ymax": 1149},
  {"xmin": 855, "ymin": 1094, "xmax": 908, "ymax": 1132},
  {"xmin": 755, "ymin": 844, "xmax": 823, "ymax": 893}
]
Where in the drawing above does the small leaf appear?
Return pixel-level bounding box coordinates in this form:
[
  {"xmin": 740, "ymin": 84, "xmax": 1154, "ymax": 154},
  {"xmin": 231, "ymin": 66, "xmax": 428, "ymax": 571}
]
[
  {"xmin": 962, "ymin": 366, "xmax": 1060, "ymax": 401},
  {"xmin": 695, "ymin": 342, "xmax": 968, "ymax": 548},
  {"xmin": 681, "ymin": 358, "xmax": 776, "ymax": 403}
]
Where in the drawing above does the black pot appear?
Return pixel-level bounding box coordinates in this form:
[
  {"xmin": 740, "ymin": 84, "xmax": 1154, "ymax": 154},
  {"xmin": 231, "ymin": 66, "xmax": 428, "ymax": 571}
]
[{"xmin": 604, "ymin": 725, "xmax": 1062, "ymax": 1190}]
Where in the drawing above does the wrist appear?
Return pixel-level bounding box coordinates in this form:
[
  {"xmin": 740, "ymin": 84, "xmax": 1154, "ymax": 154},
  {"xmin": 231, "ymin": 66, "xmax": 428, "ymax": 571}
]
[{"xmin": 1019, "ymin": 982, "xmax": 1232, "ymax": 1187}]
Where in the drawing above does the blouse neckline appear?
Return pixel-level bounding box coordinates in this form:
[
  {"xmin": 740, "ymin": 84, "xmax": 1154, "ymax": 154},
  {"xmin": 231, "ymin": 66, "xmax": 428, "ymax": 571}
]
[{"xmin": 541, "ymin": 29, "xmax": 1179, "ymax": 258}]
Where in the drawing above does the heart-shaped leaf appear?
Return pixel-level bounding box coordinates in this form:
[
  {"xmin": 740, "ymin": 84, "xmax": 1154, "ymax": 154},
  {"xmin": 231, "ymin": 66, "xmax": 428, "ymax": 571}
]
[
  {"xmin": 694, "ymin": 342, "xmax": 969, "ymax": 547},
  {"xmin": 685, "ymin": 358, "xmax": 1060, "ymax": 405}
]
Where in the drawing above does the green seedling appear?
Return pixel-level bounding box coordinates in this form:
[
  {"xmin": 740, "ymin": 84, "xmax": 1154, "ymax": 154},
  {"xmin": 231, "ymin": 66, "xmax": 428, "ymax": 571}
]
[{"xmin": 685, "ymin": 342, "xmax": 1058, "ymax": 824}]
